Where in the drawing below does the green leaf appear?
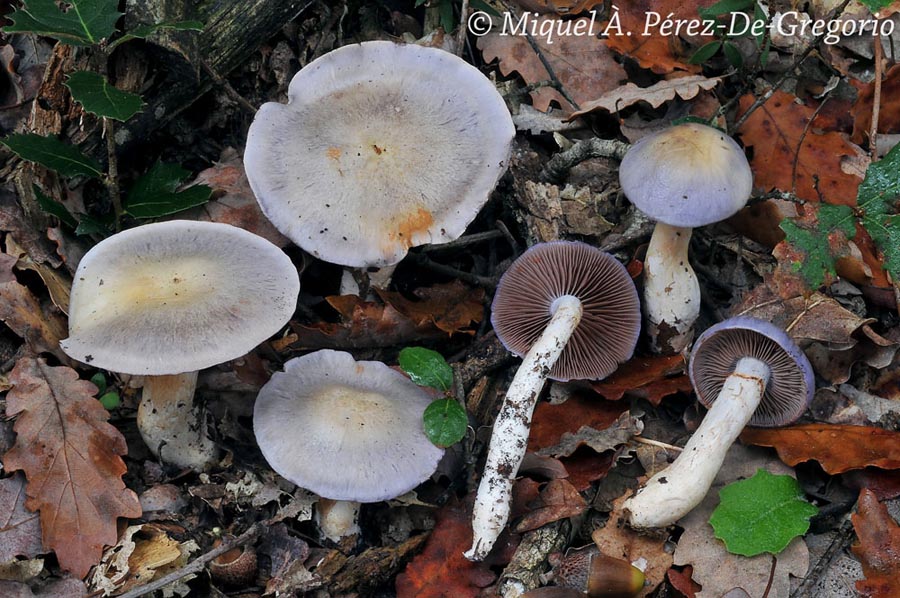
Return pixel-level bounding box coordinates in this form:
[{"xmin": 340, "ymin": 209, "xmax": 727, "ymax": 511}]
[
  {"xmin": 710, "ymin": 469, "xmax": 818, "ymax": 557},
  {"xmin": 399, "ymin": 347, "xmax": 453, "ymax": 392},
  {"xmin": 857, "ymin": 0, "xmax": 894, "ymax": 12},
  {"xmin": 698, "ymin": 0, "xmax": 755, "ymax": 19},
  {"xmin": 124, "ymin": 162, "xmax": 212, "ymax": 219},
  {"xmin": 1, "ymin": 133, "xmax": 103, "ymax": 178},
  {"xmin": 65, "ymin": 71, "xmax": 143, "ymax": 121},
  {"xmin": 423, "ymin": 398, "xmax": 468, "ymax": 448},
  {"xmin": 98, "ymin": 391, "xmax": 120, "ymax": 410},
  {"xmin": 34, "ymin": 186, "xmax": 77, "ymax": 228},
  {"xmin": 439, "ymin": 0, "xmax": 455, "ymax": 33},
  {"xmin": 723, "ymin": 41, "xmax": 743, "ymax": 68},
  {"xmin": 89, "ymin": 372, "xmax": 107, "ymax": 394},
  {"xmin": 689, "ymin": 41, "xmax": 722, "ymax": 64},
  {"xmin": 859, "ymin": 143, "xmax": 900, "ymax": 281},
  {"xmin": 75, "ymin": 213, "xmax": 111, "ymax": 236},
  {"xmin": 3, "ymin": 0, "xmax": 122, "ymax": 46},
  {"xmin": 779, "ymin": 203, "xmax": 855, "ymax": 288},
  {"xmin": 470, "ymin": 0, "xmax": 500, "ymax": 17},
  {"xmin": 108, "ymin": 20, "xmax": 204, "ymax": 50}
]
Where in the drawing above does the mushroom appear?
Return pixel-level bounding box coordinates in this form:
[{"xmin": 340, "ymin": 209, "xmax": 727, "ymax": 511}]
[
  {"xmin": 243, "ymin": 40, "xmax": 515, "ymax": 286},
  {"xmin": 252, "ymin": 349, "xmax": 444, "ymax": 542},
  {"xmin": 466, "ymin": 241, "xmax": 641, "ymax": 560},
  {"xmin": 60, "ymin": 220, "xmax": 300, "ymax": 470},
  {"xmin": 623, "ymin": 316, "xmax": 814, "ymax": 529},
  {"xmin": 618, "ymin": 123, "xmax": 752, "ymax": 354}
]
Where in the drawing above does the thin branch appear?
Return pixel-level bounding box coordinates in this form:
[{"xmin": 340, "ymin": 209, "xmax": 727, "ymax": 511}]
[
  {"xmin": 871, "ymin": 23, "xmax": 884, "ymax": 157},
  {"xmin": 540, "ymin": 138, "xmax": 630, "ymax": 182},
  {"xmin": 104, "ymin": 118, "xmax": 123, "ymax": 232},
  {"xmin": 200, "ymin": 60, "xmax": 258, "ymax": 116},
  {"xmin": 791, "ymin": 92, "xmax": 832, "ymax": 197},
  {"xmin": 456, "ymin": 0, "xmax": 470, "ymax": 57}
]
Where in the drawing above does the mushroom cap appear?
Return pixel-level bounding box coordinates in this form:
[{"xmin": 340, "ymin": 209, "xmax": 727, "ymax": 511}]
[
  {"xmin": 60, "ymin": 220, "xmax": 300, "ymax": 376},
  {"xmin": 244, "ymin": 40, "xmax": 515, "ymax": 268},
  {"xmin": 253, "ymin": 350, "xmax": 445, "ymax": 502},
  {"xmin": 491, "ymin": 241, "xmax": 641, "ymax": 382},
  {"xmin": 689, "ymin": 316, "xmax": 815, "ymax": 427},
  {"xmin": 619, "ymin": 123, "xmax": 753, "ymax": 228}
]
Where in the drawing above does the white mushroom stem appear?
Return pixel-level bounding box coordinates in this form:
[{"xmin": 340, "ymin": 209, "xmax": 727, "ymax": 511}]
[
  {"xmin": 137, "ymin": 371, "xmax": 219, "ymax": 471},
  {"xmin": 465, "ymin": 294, "xmax": 583, "ymax": 561},
  {"xmin": 316, "ymin": 498, "xmax": 361, "ymax": 543},
  {"xmin": 643, "ymin": 222, "xmax": 700, "ymax": 354},
  {"xmin": 623, "ymin": 357, "xmax": 770, "ymax": 529}
]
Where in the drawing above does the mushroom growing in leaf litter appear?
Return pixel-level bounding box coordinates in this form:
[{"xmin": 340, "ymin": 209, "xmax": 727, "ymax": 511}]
[
  {"xmin": 253, "ymin": 349, "xmax": 445, "ymax": 542},
  {"xmin": 619, "ymin": 123, "xmax": 752, "ymax": 354},
  {"xmin": 61, "ymin": 220, "xmax": 300, "ymax": 471},
  {"xmin": 244, "ymin": 40, "xmax": 515, "ymax": 277},
  {"xmin": 623, "ymin": 316, "xmax": 814, "ymax": 529},
  {"xmin": 466, "ymin": 241, "xmax": 641, "ymax": 561}
]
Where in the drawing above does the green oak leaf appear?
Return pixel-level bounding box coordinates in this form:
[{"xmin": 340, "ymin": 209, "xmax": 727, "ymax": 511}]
[
  {"xmin": 124, "ymin": 162, "xmax": 212, "ymax": 218},
  {"xmin": 65, "ymin": 71, "xmax": 143, "ymax": 121},
  {"xmin": 778, "ymin": 203, "xmax": 855, "ymax": 288},
  {"xmin": 399, "ymin": 347, "xmax": 453, "ymax": 392},
  {"xmin": 3, "ymin": 0, "xmax": 122, "ymax": 46},
  {"xmin": 423, "ymin": 398, "xmax": 468, "ymax": 448},
  {"xmin": 1, "ymin": 134, "xmax": 103, "ymax": 178},
  {"xmin": 858, "ymin": 143, "xmax": 900, "ymax": 279},
  {"xmin": 710, "ymin": 469, "xmax": 818, "ymax": 556}
]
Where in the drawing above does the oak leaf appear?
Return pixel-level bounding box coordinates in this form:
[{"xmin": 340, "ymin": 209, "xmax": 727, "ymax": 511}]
[
  {"xmin": 478, "ymin": 15, "xmax": 627, "ymax": 112},
  {"xmin": 0, "ymin": 473, "xmax": 43, "ymax": 562},
  {"xmin": 740, "ymin": 424, "xmax": 900, "ymax": 474},
  {"xmin": 3, "ymin": 358, "xmax": 142, "ymax": 578},
  {"xmin": 851, "ymin": 489, "xmax": 900, "ymax": 598},
  {"xmin": 590, "ymin": 353, "xmax": 690, "ymax": 405},
  {"xmin": 570, "ymin": 76, "xmax": 722, "ymax": 118},
  {"xmin": 529, "ymin": 392, "xmax": 628, "ymax": 451},
  {"xmin": 514, "ymin": 479, "xmax": 587, "ymax": 533},
  {"xmin": 376, "ymin": 280, "xmax": 484, "ymax": 335},
  {"xmin": 536, "ymin": 413, "xmax": 643, "ymax": 458}
]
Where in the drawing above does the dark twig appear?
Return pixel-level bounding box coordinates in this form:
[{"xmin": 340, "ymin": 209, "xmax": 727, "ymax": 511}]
[
  {"xmin": 791, "ymin": 92, "xmax": 832, "ymax": 196},
  {"xmin": 419, "ymin": 230, "xmax": 505, "ymax": 253},
  {"xmin": 871, "ymin": 24, "xmax": 884, "ymax": 157},
  {"xmin": 791, "ymin": 514, "xmax": 855, "ymax": 598},
  {"xmin": 540, "ymin": 138, "xmax": 630, "ymax": 183},
  {"xmin": 104, "ymin": 118, "xmax": 123, "ymax": 232},
  {"xmin": 407, "ymin": 252, "xmax": 497, "ymax": 289},
  {"xmin": 456, "ymin": 0, "xmax": 470, "ymax": 57},
  {"xmin": 200, "ymin": 59, "xmax": 258, "ymax": 115}
]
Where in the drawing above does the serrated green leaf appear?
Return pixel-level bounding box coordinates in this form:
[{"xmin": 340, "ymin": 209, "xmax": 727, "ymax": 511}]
[
  {"xmin": 3, "ymin": 0, "xmax": 122, "ymax": 46},
  {"xmin": 107, "ymin": 20, "xmax": 204, "ymax": 50},
  {"xmin": 124, "ymin": 162, "xmax": 212, "ymax": 219},
  {"xmin": 65, "ymin": 71, "xmax": 143, "ymax": 121},
  {"xmin": 689, "ymin": 41, "xmax": 722, "ymax": 64},
  {"xmin": 423, "ymin": 398, "xmax": 468, "ymax": 448},
  {"xmin": 710, "ymin": 469, "xmax": 818, "ymax": 556},
  {"xmin": 399, "ymin": 347, "xmax": 453, "ymax": 391},
  {"xmin": 34, "ymin": 186, "xmax": 77, "ymax": 228},
  {"xmin": 858, "ymin": 143, "xmax": 900, "ymax": 281},
  {"xmin": 779, "ymin": 203, "xmax": 855, "ymax": 288},
  {"xmin": 857, "ymin": 0, "xmax": 894, "ymax": 12},
  {"xmin": 1, "ymin": 133, "xmax": 103, "ymax": 178}
]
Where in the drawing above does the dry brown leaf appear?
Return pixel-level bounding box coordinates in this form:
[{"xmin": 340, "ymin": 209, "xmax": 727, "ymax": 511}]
[
  {"xmin": 6, "ymin": 235, "xmax": 71, "ymax": 314},
  {"xmin": 4, "ymin": 358, "xmax": 142, "ymax": 578},
  {"xmin": 0, "ymin": 473, "xmax": 43, "ymax": 563},
  {"xmin": 478, "ymin": 15, "xmax": 627, "ymax": 112},
  {"xmin": 851, "ymin": 489, "xmax": 900, "ymax": 598},
  {"xmin": 667, "ymin": 565, "xmax": 701, "ymax": 598},
  {"xmin": 537, "ymin": 413, "xmax": 643, "ymax": 458},
  {"xmin": 0, "ymin": 257, "xmax": 70, "ymax": 363},
  {"xmin": 514, "ymin": 479, "xmax": 587, "ymax": 533},
  {"xmin": 570, "ymin": 76, "xmax": 722, "ymax": 118},
  {"xmin": 529, "ymin": 392, "xmax": 628, "ymax": 452},
  {"xmin": 590, "ymin": 353, "xmax": 690, "ymax": 405},
  {"xmin": 377, "ymin": 280, "xmax": 484, "ymax": 335}
]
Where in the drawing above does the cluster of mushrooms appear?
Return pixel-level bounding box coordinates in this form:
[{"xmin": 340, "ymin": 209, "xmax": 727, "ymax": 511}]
[{"xmin": 58, "ymin": 40, "xmax": 815, "ymax": 589}]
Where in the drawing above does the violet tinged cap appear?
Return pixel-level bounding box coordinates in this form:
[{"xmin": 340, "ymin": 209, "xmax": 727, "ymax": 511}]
[
  {"xmin": 244, "ymin": 40, "xmax": 515, "ymax": 268},
  {"xmin": 619, "ymin": 123, "xmax": 753, "ymax": 228},
  {"xmin": 689, "ymin": 316, "xmax": 815, "ymax": 427},
  {"xmin": 491, "ymin": 241, "xmax": 641, "ymax": 382},
  {"xmin": 60, "ymin": 220, "xmax": 300, "ymax": 375},
  {"xmin": 253, "ymin": 349, "xmax": 445, "ymax": 503}
]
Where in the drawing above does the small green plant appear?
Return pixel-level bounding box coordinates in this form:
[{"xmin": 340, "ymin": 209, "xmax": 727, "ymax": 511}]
[
  {"xmin": 689, "ymin": 0, "xmax": 771, "ymax": 69},
  {"xmin": 710, "ymin": 469, "xmax": 818, "ymax": 556},
  {"xmin": 1, "ymin": 0, "xmax": 209, "ymax": 233},
  {"xmin": 89, "ymin": 372, "xmax": 121, "ymax": 410},
  {"xmin": 398, "ymin": 346, "xmax": 468, "ymax": 448},
  {"xmin": 415, "ymin": 0, "xmax": 498, "ymax": 35}
]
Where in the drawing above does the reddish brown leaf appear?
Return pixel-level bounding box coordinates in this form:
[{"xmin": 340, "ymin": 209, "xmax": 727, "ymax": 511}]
[
  {"xmin": 396, "ymin": 500, "xmax": 513, "ymax": 598},
  {"xmin": 560, "ymin": 448, "xmax": 615, "ymax": 491},
  {"xmin": 843, "ymin": 469, "xmax": 900, "ymax": 501},
  {"xmin": 376, "ymin": 280, "xmax": 484, "ymax": 335},
  {"xmin": 740, "ymin": 424, "xmax": 900, "ymax": 474},
  {"xmin": 478, "ymin": 15, "xmax": 627, "ymax": 112},
  {"xmin": 852, "ymin": 64, "xmax": 900, "ymax": 145},
  {"xmin": 514, "ymin": 479, "xmax": 587, "ymax": 533},
  {"xmin": 851, "ymin": 489, "xmax": 900, "ymax": 598},
  {"xmin": 537, "ymin": 413, "xmax": 642, "ymax": 458},
  {"xmin": 529, "ymin": 392, "xmax": 628, "ymax": 452},
  {"xmin": 667, "ymin": 565, "xmax": 701, "ymax": 598},
  {"xmin": 4, "ymin": 358, "xmax": 142, "ymax": 578},
  {"xmin": 590, "ymin": 353, "xmax": 690, "ymax": 405},
  {"xmin": 0, "ymin": 257, "xmax": 70, "ymax": 363},
  {"xmin": 0, "ymin": 473, "xmax": 43, "ymax": 562}
]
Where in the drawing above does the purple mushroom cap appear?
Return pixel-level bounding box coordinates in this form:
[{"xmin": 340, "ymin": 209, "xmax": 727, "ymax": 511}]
[{"xmin": 688, "ymin": 316, "xmax": 815, "ymax": 427}]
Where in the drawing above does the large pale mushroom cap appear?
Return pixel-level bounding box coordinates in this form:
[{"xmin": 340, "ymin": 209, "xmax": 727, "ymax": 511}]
[
  {"xmin": 60, "ymin": 220, "xmax": 300, "ymax": 375},
  {"xmin": 244, "ymin": 41, "xmax": 515, "ymax": 268},
  {"xmin": 253, "ymin": 350, "xmax": 445, "ymax": 502},
  {"xmin": 619, "ymin": 123, "xmax": 753, "ymax": 228}
]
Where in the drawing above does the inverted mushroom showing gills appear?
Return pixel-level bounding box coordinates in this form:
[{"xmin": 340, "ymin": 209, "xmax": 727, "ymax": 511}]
[
  {"xmin": 253, "ymin": 349, "xmax": 445, "ymax": 542},
  {"xmin": 619, "ymin": 123, "xmax": 752, "ymax": 354},
  {"xmin": 466, "ymin": 241, "xmax": 641, "ymax": 561},
  {"xmin": 244, "ymin": 40, "xmax": 515, "ymax": 270},
  {"xmin": 623, "ymin": 316, "xmax": 814, "ymax": 529},
  {"xmin": 61, "ymin": 220, "xmax": 300, "ymax": 471}
]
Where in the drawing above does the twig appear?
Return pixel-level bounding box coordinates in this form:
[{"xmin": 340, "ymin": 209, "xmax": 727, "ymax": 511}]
[
  {"xmin": 104, "ymin": 118, "xmax": 123, "ymax": 232},
  {"xmin": 631, "ymin": 436, "xmax": 684, "ymax": 452},
  {"xmin": 200, "ymin": 60, "xmax": 258, "ymax": 116},
  {"xmin": 117, "ymin": 522, "xmax": 267, "ymax": 598},
  {"xmin": 456, "ymin": 0, "xmax": 470, "ymax": 57},
  {"xmin": 495, "ymin": 219, "xmax": 520, "ymax": 255},
  {"xmin": 407, "ymin": 252, "xmax": 497, "ymax": 289},
  {"xmin": 791, "ymin": 514, "xmax": 855, "ymax": 598},
  {"xmin": 540, "ymin": 138, "xmax": 630, "ymax": 182},
  {"xmin": 871, "ymin": 23, "xmax": 884, "ymax": 157},
  {"xmin": 419, "ymin": 230, "xmax": 505, "ymax": 253},
  {"xmin": 791, "ymin": 92, "xmax": 832, "ymax": 197}
]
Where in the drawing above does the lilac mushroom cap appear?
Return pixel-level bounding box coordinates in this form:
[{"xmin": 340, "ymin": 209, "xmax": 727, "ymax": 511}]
[
  {"xmin": 619, "ymin": 123, "xmax": 753, "ymax": 228},
  {"xmin": 689, "ymin": 316, "xmax": 815, "ymax": 427},
  {"xmin": 244, "ymin": 41, "xmax": 515, "ymax": 268},
  {"xmin": 491, "ymin": 241, "xmax": 641, "ymax": 382},
  {"xmin": 253, "ymin": 350, "xmax": 444, "ymax": 502}
]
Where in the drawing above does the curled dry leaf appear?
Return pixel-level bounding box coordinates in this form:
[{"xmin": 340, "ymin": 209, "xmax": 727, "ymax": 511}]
[
  {"xmin": 590, "ymin": 353, "xmax": 691, "ymax": 405},
  {"xmin": 529, "ymin": 392, "xmax": 628, "ymax": 451},
  {"xmin": 570, "ymin": 76, "xmax": 722, "ymax": 118},
  {"xmin": 89, "ymin": 524, "xmax": 184, "ymax": 595},
  {"xmin": 4, "ymin": 358, "xmax": 142, "ymax": 578},
  {"xmin": 514, "ymin": 479, "xmax": 587, "ymax": 533},
  {"xmin": 851, "ymin": 489, "xmax": 900, "ymax": 598},
  {"xmin": 375, "ymin": 280, "xmax": 484, "ymax": 335},
  {"xmin": 0, "ymin": 473, "xmax": 43, "ymax": 563},
  {"xmin": 537, "ymin": 413, "xmax": 643, "ymax": 458},
  {"xmin": 740, "ymin": 424, "xmax": 900, "ymax": 474}
]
